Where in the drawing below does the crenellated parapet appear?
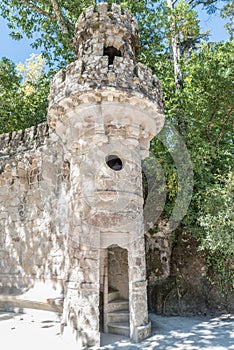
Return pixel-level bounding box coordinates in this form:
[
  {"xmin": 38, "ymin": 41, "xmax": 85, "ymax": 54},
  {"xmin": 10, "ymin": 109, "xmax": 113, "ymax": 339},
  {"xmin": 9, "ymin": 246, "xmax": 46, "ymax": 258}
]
[
  {"xmin": 0, "ymin": 123, "xmax": 50, "ymax": 160},
  {"xmin": 48, "ymin": 59, "xmax": 163, "ymax": 120}
]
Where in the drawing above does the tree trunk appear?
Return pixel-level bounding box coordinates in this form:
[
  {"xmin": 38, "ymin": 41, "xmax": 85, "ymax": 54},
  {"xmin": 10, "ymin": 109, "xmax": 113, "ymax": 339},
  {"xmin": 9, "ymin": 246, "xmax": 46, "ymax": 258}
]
[{"xmin": 167, "ymin": 0, "xmax": 182, "ymax": 89}]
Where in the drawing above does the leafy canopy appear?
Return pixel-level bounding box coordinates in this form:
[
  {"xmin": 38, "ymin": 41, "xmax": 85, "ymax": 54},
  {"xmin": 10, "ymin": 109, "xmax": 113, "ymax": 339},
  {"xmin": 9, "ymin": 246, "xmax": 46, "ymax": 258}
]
[{"xmin": 0, "ymin": 54, "xmax": 49, "ymax": 133}]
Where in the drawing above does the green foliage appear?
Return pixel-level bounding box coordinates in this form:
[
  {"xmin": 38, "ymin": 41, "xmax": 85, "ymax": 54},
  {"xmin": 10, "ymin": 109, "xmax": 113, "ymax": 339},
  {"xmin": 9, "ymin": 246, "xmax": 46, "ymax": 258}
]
[
  {"xmin": 197, "ymin": 172, "xmax": 234, "ymax": 291},
  {"xmin": 140, "ymin": 3, "xmax": 234, "ymax": 285},
  {"xmin": 173, "ymin": 40, "xmax": 233, "ymax": 287},
  {"xmin": 197, "ymin": 173, "xmax": 234, "ymax": 257},
  {"xmin": 182, "ymin": 41, "xmax": 234, "ymax": 147},
  {"xmin": 0, "ymin": 0, "xmax": 81, "ymax": 68},
  {"xmin": 220, "ymin": 0, "xmax": 234, "ymax": 40},
  {"xmin": 0, "ymin": 55, "xmax": 50, "ymax": 133}
]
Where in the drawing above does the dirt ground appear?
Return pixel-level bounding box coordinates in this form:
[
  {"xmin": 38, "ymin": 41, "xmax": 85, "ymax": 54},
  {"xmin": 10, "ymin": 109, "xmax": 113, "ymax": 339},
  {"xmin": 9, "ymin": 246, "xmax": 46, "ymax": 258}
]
[{"xmin": 0, "ymin": 309, "xmax": 233, "ymax": 349}]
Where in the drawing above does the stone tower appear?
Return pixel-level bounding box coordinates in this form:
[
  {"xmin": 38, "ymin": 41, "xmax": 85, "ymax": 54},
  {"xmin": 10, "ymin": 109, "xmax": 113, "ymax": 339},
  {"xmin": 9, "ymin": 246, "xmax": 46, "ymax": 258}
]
[{"xmin": 48, "ymin": 2, "xmax": 164, "ymax": 348}]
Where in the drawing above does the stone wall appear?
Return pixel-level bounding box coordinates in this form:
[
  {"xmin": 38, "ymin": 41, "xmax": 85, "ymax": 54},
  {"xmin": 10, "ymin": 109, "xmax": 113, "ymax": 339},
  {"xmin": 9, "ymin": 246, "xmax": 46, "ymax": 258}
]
[
  {"xmin": 0, "ymin": 123, "xmax": 66, "ymax": 295},
  {"xmin": 108, "ymin": 246, "xmax": 129, "ymax": 299}
]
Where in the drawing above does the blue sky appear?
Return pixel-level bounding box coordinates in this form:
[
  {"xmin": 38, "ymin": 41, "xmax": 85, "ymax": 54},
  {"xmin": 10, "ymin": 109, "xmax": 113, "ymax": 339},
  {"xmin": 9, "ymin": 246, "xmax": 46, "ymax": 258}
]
[{"xmin": 0, "ymin": 6, "xmax": 229, "ymax": 65}]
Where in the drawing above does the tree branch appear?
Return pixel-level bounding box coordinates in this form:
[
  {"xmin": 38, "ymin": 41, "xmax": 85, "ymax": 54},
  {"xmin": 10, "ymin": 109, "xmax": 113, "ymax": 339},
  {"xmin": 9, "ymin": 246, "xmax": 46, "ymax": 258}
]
[
  {"xmin": 20, "ymin": 0, "xmax": 74, "ymax": 34},
  {"xmin": 167, "ymin": 0, "xmax": 182, "ymax": 90},
  {"xmin": 205, "ymin": 112, "xmax": 216, "ymax": 144},
  {"xmin": 188, "ymin": 0, "xmax": 196, "ymax": 6},
  {"xmin": 20, "ymin": 0, "xmax": 55, "ymax": 21},
  {"xmin": 50, "ymin": 0, "xmax": 70, "ymax": 36},
  {"xmin": 215, "ymin": 106, "xmax": 234, "ymax": 148}
]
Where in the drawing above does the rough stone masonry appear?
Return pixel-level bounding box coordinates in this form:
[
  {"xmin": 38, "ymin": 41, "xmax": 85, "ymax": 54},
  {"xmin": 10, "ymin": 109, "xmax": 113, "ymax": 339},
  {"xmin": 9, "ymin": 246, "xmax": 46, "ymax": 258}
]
[{"xmin": 0, "ymin": 3, "xmax": 164, "ymax": 348}]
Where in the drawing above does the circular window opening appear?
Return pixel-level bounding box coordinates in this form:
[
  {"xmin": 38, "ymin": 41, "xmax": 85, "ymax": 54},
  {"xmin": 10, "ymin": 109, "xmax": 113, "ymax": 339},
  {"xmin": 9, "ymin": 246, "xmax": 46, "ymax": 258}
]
[{"xmin": 106, "ymin": 155, "xmax": 123, "ymax": 171}]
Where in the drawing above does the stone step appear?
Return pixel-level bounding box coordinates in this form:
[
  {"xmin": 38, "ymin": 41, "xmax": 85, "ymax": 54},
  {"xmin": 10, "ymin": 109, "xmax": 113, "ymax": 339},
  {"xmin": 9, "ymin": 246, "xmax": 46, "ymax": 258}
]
[
  {"xmin": 47, "ymin": 297, "xmax": 64, "ymax": 310},
  {"xmin": 108, "ymin": 290, "xmax": 120, "ymax": 303},
  {"xmin": 0, "ymin": 295, "xmax": 63, "ymax": 313},
  {"xmin": 107, "ymin": 299, "xmax": 129, "ymax": 312},
  {"xmin": 108, "ymin": 309, "xmax": 129, "ymax": 323},
  {"xmin": 108, "ymin": 322, "xmax": 130, "ymax": 337}
]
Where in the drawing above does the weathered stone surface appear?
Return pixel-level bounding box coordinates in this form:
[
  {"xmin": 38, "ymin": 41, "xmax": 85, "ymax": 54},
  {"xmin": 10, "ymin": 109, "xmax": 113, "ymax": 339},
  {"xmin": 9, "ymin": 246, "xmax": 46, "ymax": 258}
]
[{"xmin": 0, "ymin": 124, "xmax": 66, "ymax": 316}]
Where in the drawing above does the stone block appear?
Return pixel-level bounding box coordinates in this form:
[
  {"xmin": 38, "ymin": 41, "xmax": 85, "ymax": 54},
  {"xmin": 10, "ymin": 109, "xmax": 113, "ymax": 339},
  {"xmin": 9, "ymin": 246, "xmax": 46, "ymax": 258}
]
[
  {"xmin": 112, "ymin": 3, "xmax": 121, "ymax": 16},
  {"xmin": 132, "ymin": 322, "xmax": 151, "ymax": 342},
  {"xmin": 93, "ymin": 43, "xmax": 103, "ymax": 56},
  {"xmin": 98, "ymin": 2, "xmax": 108, "ymax": 16},
  {"xmin": 86, "ymin": 5, "xmax": 94, "ymax": 18}
]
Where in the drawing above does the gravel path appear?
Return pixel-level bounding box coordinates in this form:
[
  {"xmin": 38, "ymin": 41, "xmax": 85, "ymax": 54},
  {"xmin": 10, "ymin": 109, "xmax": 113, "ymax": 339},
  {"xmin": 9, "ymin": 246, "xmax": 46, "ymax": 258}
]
[{"xmin": 0, "ymin": 310, "xmax": 233, "ymax": 349}]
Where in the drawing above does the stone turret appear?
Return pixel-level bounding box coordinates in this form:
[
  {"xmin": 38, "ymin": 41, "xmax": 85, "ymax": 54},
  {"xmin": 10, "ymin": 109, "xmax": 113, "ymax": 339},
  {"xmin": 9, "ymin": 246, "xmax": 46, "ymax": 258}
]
[
  {"xmin": 48, "ymin": 4, "xmax": 164, "ymax": 158},
  {"xmin": 73, "ymin": 2, "xmax": 140, "ymax": 61},
  {"xmin": 48, "ymin": 3, "xmax": 165, "ymax": 349}
]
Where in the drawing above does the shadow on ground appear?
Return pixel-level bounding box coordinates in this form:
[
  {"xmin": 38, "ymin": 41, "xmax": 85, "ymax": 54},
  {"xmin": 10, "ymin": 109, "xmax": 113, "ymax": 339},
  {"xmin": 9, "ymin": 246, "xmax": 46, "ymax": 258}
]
[
  {"xmin": 100, "ymin": 313, "xmax": 234, "ymax": 349},
  {"xmin": 0, "ymin": 310, "xmax": 233, "ymax": 349}
]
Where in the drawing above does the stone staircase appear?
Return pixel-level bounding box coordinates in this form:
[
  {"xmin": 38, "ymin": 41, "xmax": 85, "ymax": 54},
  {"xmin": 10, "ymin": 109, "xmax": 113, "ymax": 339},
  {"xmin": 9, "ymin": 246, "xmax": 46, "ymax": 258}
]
[{"xmin": 106, "ymin": 289, "xmax": 130, "ymax": 337}]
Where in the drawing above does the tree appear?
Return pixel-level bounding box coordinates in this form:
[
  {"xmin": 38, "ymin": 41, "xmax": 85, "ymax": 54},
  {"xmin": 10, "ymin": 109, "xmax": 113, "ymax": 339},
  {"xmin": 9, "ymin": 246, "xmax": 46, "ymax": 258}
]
[
  {"xmin": 0, "ymin": 54, "xmax": 49, "ymax": 133},
  {"xmin": 221, "ymin": 0, "xmax": 234, "ymax": 40},
  {"xmin": 139, "ymin": 2, "xmax": 233, "ymax": 288},
  {"xmin": 182, "ymin": 41, "xmax": 234, "ymax": 150},
  {"xmin": 182, "ymin": 41, "xmax": 234, "ymax": 288},
  {"xmin": 0, "ymin": 57, "xmax": 21, "ymax": 132},
  {"xmin": 197, "ymin": 172, "xmax": 234, "ymax": 291}
]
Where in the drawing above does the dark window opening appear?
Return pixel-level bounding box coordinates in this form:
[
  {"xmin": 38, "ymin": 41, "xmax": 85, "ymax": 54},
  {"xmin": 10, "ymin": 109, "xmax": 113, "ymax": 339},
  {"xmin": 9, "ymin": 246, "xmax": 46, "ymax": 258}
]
[
  {"xmin": 104, "ymin": 46, "xmax": 122, "ymax": 65},
  {"xmin": 106, "ymin": 155, "xmax": 123, "ymax": 171}
]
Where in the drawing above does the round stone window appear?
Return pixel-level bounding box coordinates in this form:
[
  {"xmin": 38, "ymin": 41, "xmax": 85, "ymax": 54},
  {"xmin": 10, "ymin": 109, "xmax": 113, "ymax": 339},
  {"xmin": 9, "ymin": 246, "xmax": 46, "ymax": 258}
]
[{"xmin": 106, "ymin": 155, "xmax": 123, "ymax": 171}]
